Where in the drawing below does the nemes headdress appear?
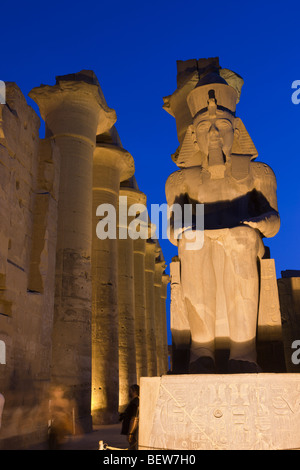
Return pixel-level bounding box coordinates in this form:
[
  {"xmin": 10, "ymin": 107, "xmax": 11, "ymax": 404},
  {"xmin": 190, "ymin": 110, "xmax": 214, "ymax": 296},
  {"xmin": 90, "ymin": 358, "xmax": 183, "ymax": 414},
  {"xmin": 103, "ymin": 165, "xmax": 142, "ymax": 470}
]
[
  {"xmin": 163, "ymin": 58, "xmax": 258, "ymax": 167},
  {"xmin": 187, "ymin": 71, "xmax": 239, "ymax": 123}
]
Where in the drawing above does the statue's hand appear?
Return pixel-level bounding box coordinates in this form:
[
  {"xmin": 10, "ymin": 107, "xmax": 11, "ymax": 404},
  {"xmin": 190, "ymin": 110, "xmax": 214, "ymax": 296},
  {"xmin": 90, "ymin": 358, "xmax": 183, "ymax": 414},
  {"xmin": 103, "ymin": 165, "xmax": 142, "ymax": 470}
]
[
  {"xmin": 241, "ymin": 219, "xmax": 260, "ymax": 229},
  {"xmin": 240, "ymin": 212, "xmax": 280, "ymax": 238},
  {"xmin": 241, "ymin": 216, "xmax": 268, "ymax": 234}
]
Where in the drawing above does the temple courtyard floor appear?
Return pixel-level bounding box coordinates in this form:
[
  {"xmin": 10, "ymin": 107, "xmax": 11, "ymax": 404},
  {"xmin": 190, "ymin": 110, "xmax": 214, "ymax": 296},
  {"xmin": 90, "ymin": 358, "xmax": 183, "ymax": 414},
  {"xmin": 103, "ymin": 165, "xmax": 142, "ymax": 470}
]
[{"xmin": 29, "ymin": 423, "xmax": 128, "ymax": 451}]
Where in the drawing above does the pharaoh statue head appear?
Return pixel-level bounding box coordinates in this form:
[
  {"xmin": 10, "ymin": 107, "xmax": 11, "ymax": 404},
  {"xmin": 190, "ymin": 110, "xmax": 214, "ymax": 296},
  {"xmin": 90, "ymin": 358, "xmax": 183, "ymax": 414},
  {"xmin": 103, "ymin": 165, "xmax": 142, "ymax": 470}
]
[
  {"xmin": 187, "ymin": 72, "xmax": 239, "ymax": 163},
  {"xmin": 163, "ymin": 58, "xmax": 258, "ymax": 170}
]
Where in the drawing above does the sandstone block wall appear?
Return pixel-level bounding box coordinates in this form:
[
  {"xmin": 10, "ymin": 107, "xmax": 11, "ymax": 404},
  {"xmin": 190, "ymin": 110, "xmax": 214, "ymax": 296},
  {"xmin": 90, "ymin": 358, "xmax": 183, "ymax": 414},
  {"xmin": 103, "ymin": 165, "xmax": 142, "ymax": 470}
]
[{"xmin": 0, "ymin": 84, "xmax": 60, "ymax": 448}]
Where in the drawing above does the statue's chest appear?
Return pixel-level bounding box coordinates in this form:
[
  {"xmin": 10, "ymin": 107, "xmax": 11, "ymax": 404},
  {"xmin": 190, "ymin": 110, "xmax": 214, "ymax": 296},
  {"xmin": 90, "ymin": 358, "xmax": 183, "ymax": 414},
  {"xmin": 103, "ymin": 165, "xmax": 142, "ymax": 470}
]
[{"xmin": 185, "ymin": 170, "xmax": 253, "ymax": 204}]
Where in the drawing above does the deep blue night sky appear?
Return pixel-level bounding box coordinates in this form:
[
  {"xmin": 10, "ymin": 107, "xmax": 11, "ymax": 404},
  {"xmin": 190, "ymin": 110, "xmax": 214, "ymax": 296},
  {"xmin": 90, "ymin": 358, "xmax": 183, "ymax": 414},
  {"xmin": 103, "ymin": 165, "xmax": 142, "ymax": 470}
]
[{"xmin": 2, "ymin": 0, "xmax": 300, "ymax": 342}]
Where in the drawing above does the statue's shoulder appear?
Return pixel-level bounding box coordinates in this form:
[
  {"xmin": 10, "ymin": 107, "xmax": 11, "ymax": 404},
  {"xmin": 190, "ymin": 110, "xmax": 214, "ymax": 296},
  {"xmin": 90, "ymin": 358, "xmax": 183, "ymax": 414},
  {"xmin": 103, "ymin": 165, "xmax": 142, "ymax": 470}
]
[
  {"xmin": 166, "ymin": 169, "xmax": 186, "ymax": 188},
  {"xmin": 250, "ymin": 161, "xmax": 276, "ymax": 180}
]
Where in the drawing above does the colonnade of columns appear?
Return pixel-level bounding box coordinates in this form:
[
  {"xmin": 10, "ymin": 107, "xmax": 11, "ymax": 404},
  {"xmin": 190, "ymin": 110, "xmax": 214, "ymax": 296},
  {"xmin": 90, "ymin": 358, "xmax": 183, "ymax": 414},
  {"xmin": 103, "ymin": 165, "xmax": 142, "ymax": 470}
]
[{"xmin": 30, "ymin": 70, "xmax": 169, "ymax": 427}]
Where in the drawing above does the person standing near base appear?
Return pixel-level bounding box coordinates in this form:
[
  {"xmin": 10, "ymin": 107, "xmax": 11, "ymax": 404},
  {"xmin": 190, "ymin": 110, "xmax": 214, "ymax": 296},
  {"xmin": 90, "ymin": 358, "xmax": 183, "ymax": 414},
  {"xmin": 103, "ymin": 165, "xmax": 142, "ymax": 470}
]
[{"xmin": 120, "ymin": 384, "xmax": 139, "ymax": 450}]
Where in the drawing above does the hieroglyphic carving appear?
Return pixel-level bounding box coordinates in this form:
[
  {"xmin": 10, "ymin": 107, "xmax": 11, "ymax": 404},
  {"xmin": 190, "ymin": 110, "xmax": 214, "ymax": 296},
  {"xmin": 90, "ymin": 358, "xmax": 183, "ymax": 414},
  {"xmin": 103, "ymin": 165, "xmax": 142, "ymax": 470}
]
[{"xmin": 139, "ymin": 375, "xmax": 300, "ymax": 450}]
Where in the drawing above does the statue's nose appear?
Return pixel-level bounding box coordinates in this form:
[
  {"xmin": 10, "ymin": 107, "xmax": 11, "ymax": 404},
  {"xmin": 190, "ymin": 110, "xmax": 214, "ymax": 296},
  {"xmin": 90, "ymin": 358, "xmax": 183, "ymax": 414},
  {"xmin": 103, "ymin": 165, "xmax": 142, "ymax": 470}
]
[{"xmin": 209, "ymin": 124, "xmax": 219, "ymax": 139}]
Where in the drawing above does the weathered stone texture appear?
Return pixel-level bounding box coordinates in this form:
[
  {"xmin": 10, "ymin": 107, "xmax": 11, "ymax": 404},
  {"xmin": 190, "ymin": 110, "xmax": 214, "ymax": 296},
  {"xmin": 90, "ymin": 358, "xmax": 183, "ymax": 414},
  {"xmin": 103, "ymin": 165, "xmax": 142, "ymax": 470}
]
[
  {"xmin": 161, "ymin": 274, "xmax": 170, "ymax": 374},
  {"xmin": 145, "ymin": 240, "xmax": 158, "ymax": 377},
  {"xmin": 91, "ymin": 142, "xmax": 134, "ymax": 424},
  {"xmin": 0, "ymin": 84, "xmax": 60, "ymax": 447},
  {"xmin": 133, "ymin": 237, "xmax": 148, "ymax": 381},
  {"xmin": 139, "ymin": 374, "xmax": 300, "ymax": 450},
  {"xmin": 0, "ymin": 72, "xmax": 170, "ymax": 448},
  {"xmin": 278, "ymin": 274, "xmax": 300, "ymax": 372},
  {"xmin": 164, "ymin": 58, "xmax": 282, "ymax": 374},
  {"xmin": 154, "ymin": 260, "xmax": 166, "ymax": 376}
]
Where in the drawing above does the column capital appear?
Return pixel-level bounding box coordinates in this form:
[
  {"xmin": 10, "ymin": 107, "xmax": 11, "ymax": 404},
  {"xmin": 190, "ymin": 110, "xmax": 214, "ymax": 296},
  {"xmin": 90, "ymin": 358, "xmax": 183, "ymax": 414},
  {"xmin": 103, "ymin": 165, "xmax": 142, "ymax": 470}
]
[
  {"xmin": 154, "ymin": 260, "xmax": 166, "ymax": 287},
  {"xmin": 162, "ymin": 273, "xmax": 171, "ymax": 285},
  {"xmin": 119, "ymin": 188, "xmax": 147, "ymax": 236},
  {"xmin": 145, "ymin": 239, "xmax": 158, "ymax": 254},
  {"xmin": 119, "ymin": 187, "xmax": 147, "ymax": 206},
  {"xmin": 147, "ymin": 221, "xmax": 157, "ymax": 240},
  {"xmin": 93, "ymin": 143, "xmax": 135, "ymax": 183},
  {"xmin": 156, "ymin": 258, "xmax": 166, "ymax": 265},
  {"xmin": 29, "ymin": 75, "xmax": 116, "ymax": 139},
  {"xmin": 161, "ymin": 274, "xmax": 170, "ymax": 300}
]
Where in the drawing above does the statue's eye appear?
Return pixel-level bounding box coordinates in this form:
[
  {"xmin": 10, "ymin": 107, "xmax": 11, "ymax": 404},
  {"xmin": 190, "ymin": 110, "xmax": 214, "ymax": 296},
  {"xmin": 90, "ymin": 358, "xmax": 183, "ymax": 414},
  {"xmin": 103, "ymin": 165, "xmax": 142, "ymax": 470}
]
[
  {"xmin": 196, "ymin": 122, "xmax": 210, "ymax": 132},
  {"xmin": 216, "ymin": 119, "xmax": 232, "ymax": 129}
]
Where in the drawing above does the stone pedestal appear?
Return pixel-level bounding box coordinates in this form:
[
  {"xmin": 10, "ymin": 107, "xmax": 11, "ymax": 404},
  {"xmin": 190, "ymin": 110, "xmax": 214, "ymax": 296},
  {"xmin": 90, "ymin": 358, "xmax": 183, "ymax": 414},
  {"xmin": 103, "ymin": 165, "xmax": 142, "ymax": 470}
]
[
  {"xmin": 92, "ymin": 143, "xmax": 134, "ymax": 423},
  {"xmin": 139, "ymin": 374, "xmax": 300, "ymax": 450},
  {"xmin": 29, "ymin": 72, "xmax": 116, "ymax": 432}
]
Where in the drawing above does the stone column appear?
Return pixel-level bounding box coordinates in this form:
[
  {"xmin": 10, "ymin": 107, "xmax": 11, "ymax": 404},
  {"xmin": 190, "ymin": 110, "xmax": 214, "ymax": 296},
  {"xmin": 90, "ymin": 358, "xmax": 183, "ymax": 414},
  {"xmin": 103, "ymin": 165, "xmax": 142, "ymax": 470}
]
[
  {"xmin": 92, "ymin": 143, "xmax": 134, "ymax": 424},
  {"xmin": 154, "ymin": 260, "xmax": 166, "ymax": 376},
  {"xmin": 144, "ymin": 239, "xmax": 158, "ymax": 376},
  {"xmin": 118, "ymin": 187, "xmax": 146, "ymax": 410},
  {"xmin": 119, "ymin": 189, "xmax": 148, "ymax": 385},
  {"xmin": 29, "ymin": 72, "xmax": 116, "ymax": 432},
  {"xmin": 161, "ymin": 273, "xmax": 170, "ymax": 374},
  {"xmin": 278, "ymin": 272, "xmax": 300, "ymax": 372},
  {"xmin": 133, "ymin": 237, "xmax": 148, "ymax": 382}
]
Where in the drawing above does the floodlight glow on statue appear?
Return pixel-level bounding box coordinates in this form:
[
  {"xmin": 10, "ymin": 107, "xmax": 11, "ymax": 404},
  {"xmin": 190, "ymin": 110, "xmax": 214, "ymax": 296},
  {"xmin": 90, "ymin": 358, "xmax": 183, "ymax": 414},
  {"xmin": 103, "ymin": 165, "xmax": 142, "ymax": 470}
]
[{"xmin": 164, "ymin": 59, "xmax": 280, "ymax": 373}]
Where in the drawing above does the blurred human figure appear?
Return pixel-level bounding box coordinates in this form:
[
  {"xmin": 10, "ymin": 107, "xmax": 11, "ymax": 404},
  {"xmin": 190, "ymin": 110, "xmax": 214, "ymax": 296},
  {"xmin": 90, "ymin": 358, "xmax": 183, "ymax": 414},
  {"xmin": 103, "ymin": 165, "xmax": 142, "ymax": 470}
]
[
  {"xmin": 0, "ymin": 393, "xmax": 5, "ymax": 430},
  {"xmin": 119, "ymin": 384, "xmax": 139, "ymax": 450},
  {"xmin": 48, "ymin": 386, "xmax": 74, "ymax": 449}
]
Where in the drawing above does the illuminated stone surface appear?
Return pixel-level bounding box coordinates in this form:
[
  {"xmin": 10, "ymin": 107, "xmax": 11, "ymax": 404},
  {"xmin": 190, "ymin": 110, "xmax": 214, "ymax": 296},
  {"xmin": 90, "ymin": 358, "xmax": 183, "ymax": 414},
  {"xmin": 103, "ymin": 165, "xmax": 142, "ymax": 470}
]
[
  {"xmin": 278, "ymin": 272, "xmax": 300, "ymax": 372},
  {"xmin": 139, "ymin": 374, "xmax": 300, "ymax": 450},
  {"xmin": 145, "ymin": 240, "xmax": 158, "ymax": 376},
  {"xmin": 154, "ymin": 259, "xmax": 167, "ymax": 376},
  {"xmin": 92, "ymin": 137, "xmax": 134, "ymax": 424},
  {"xmin": 133, "ymin": 237, "xmax": 148, "ymax": 381},
  {"xmin": 161, "ymin": 274, "xmax": 170, "ymax": 374},
  {"xmin": 165, "ymin": 58, "xmax": 281, "ymax": 373},
  {"xmin": 0, "ymin": 72, "xmax": 169, "ymax": 449},
  {"xmin": 0, "ymin": 83, "xmax": 59, "ymax": 445},
  {"xmin": 30, "ymin": 71, "xmax": 116, "ymax": 432},
  {"xmin": 118, "ymin": 186, "xmax": 145, "ymax": 410}
]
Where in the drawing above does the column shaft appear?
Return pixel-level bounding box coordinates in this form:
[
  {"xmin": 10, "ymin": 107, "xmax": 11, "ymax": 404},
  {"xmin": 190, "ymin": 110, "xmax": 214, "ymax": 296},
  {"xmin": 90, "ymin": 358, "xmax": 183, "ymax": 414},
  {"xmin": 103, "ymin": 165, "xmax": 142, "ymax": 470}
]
[
  {"xmin": 161, "ymin": 274, "xmax": 170, "ymax": 374},
  {"xmin": 92, "ymin": 164, "xmax": 119, "ymax": 423},
  {"xmin": 118, "ymin": 189, "xmax": 137, "ymax": 410},
  {"xmin": 29, "ymin": 77, "xmax": 112, "ymax": 432},
  {"xmin": 92, "ymin": 144, "xmax": 134, "ymax": 424},
  {"xmin": 133, "ymin": 238, "xmax": 148, "ymax": 382},
  {"xmin": 53, "ymin": 135, "xmax": 94, "ymax": 431},
  {"xmin": 145, "ymin": 241, "xmax": 158, "ymax": 376},
  {"xmin": 154, "ymin": 261, "xmax": 165, "ymax": 375}
]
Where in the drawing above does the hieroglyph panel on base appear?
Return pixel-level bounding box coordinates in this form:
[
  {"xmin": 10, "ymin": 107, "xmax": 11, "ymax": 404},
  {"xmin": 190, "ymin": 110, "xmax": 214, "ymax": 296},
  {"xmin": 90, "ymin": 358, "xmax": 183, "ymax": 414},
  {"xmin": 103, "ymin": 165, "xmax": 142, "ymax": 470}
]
[{"xmin": 139, "ymin": 374, "xmax": 300, "ymax": 450}]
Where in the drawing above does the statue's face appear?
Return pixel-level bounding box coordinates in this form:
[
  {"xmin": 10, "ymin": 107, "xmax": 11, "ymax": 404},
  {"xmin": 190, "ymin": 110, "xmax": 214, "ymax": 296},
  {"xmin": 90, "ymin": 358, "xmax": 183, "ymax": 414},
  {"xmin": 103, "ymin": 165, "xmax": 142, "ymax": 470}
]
[{"xmin": 194, "ymin": 110, "xmax": 235, "ymax": 160}]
